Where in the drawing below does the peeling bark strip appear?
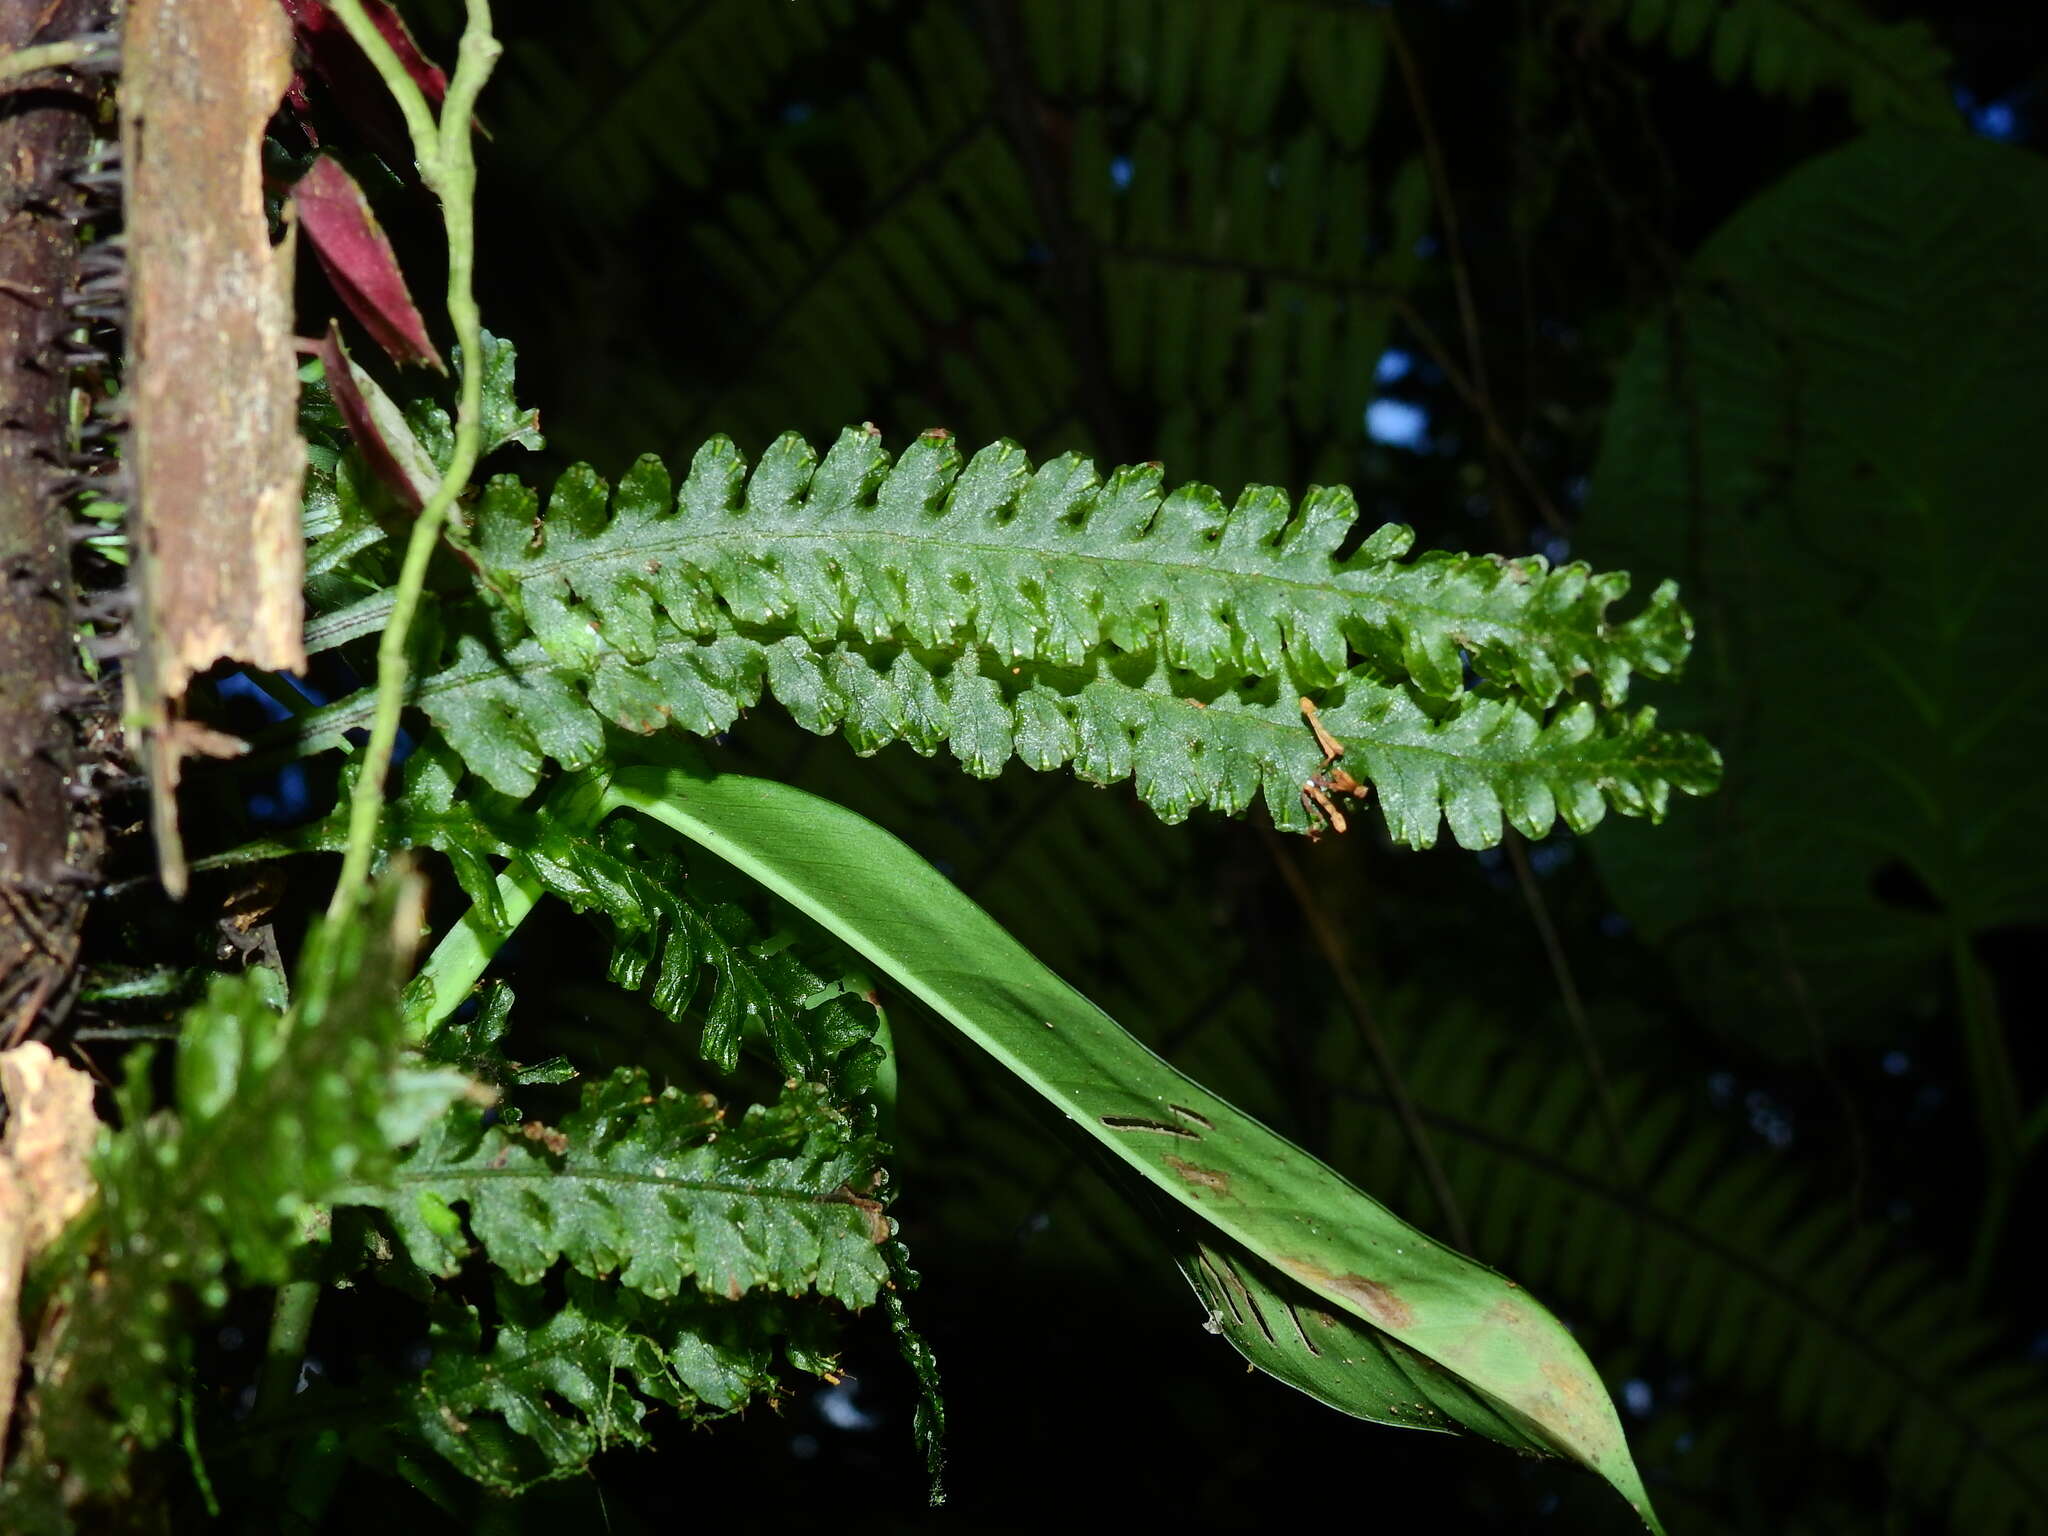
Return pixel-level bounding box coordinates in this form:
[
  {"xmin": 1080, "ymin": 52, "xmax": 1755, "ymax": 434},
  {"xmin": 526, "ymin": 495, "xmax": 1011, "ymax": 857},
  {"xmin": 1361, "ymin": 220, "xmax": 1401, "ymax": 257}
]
[
  {"xmin": 122, "ymin": 0, "xmax": 303, "ymax": 894},
  {"xmin": 0, "ymin": 1041, "xmax": 98, "ymax": 1452},
  {"xmin": 1, "ymin": 0, "xmax": 100, "ymax": 1041}
]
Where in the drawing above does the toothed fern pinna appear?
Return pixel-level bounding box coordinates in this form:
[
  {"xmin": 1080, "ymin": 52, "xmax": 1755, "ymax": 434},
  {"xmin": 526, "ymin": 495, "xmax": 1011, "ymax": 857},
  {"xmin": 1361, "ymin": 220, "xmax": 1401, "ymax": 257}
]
[{"xmin": 290, "ymin": 425, "xmax": 1716, "ymax": 846}]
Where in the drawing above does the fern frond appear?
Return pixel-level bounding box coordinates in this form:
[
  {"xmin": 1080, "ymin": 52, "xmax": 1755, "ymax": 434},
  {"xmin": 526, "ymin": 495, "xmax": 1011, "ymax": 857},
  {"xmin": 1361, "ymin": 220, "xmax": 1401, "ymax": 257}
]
[
  {"xmin": 1601, "ymin": 0, "xmax": 1954, "ymax": 127},
  {"xmin": 285, "ymin": 618, "xmax": 1712, "ymax": 848},
  {"xmin": 611, "ymin": 1, "xmax": 1428, "ymax": 490},
  {"xmin": 494, "ymin": 0, "xmax": 881, "ymax": 221},
  {"xmin": 365, "ymin": 1069, "xmax": 891, "ymax": 1307},
  {"xmin": 474, "ymin": 427, "xmax": 1687, "ymax": 706},
  {"xmin": 407, "ymin": 1271, "xmax": 843, "ymax": 1490},
  {"xmin": 1022, "ymin": 0, "xmax": 1388, "ymax": 146},
  {"xmin": 2, "ymin": 876, "xmax": 467, "ymax": 1510},
  {"xmin": 278, "ymin": 429, "xmax": 1712, "ymax": 849},
  {"xmin": 1324, "ymin": 1006, "xmax": 2048, "ymax": 1533},
  {"xmin": 242, "ymin": 743, "xmax": 881, "ymax": 1085}
]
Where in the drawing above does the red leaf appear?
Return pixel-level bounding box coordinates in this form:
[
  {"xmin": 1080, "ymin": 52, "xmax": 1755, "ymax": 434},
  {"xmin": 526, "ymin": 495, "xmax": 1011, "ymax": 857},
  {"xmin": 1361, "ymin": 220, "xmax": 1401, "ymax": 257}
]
[
  {"xmin": 277, "ymin": 0, "xmax": 448, "ymax": 167},
  {"xmin": 297, "ymin": 154, "xmax": 445, "ymax": 372},
  {"xmin": 314, "ymin": 322, "xmax": 440, "ymax": 511},
  {"xmin": 280, "ymin": 0, "xmax": 447, "ymax": 104}
]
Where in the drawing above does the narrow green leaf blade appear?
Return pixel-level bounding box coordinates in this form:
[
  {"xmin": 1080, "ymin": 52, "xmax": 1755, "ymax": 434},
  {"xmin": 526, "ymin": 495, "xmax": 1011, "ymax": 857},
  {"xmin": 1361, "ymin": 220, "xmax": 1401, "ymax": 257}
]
[
  {"xmin": 604, "ymin": 759, "xmax": 1662, "ymax": 1532},
  {"xmin": 1180, "ymin": 1233, "xmax": 1550, "ymax": 1451}
]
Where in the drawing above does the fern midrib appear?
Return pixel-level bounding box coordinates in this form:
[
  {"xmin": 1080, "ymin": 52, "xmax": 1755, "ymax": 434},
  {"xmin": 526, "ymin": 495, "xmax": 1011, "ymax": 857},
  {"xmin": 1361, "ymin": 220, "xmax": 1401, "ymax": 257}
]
[
  {"xmin": 281, "ymin": 628, "xmax": 1671, "ymax": 779},
  {"xmin": 388, "ymin": 1164, "xmax": 860, "ymax": 1207},
  {"xmin": 513, "ymin": 519, "xmax": 1613, "ymax": 669}
]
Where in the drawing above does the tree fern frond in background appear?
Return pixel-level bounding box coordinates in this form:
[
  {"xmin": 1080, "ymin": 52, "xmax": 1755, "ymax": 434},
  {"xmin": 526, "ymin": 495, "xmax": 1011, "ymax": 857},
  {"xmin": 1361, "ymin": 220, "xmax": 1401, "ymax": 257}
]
[
  {"xmin": 1321, "ymin": 1004, "xmax": 2048, "ymax": 1534},
  {"xmin": 492, "ymin": 0, "xmax": 883, "ymax": 213},
  {"xmin": 1595, "ymin": 0, "xmax": 1955, "ymax": 126},
  {"xmin": 465, "ymin": 0, "xmax": 1439, "ymax": 495}
]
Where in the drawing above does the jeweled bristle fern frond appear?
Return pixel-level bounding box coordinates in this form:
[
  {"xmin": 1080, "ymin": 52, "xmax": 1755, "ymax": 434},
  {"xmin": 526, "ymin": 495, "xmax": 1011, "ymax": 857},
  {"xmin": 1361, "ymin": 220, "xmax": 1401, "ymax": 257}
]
[
  {"xmin": 405, "ymin": 1271, "xmax": 845, "ymax": 1489},
  {"xmin": 368, "ymin": 1069, "xmax": 891, "ymax": 1306},
  {"xmin": 235, "ymin": 742, "xmax": 882, "ymax": 1086},
  {"xmin": 278, "ymin": 427, "xmax": 1716, "ymax": 848},
  {"xmin": 477, "ymin": 428, "xmax": 1689, "ymax": 705}
]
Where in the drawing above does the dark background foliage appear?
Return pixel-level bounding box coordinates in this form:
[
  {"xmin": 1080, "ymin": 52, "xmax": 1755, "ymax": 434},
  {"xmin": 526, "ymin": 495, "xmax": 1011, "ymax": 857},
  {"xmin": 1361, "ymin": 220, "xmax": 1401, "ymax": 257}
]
[{"xmin": 168, "ymin": 1, "xmax": 2048, "ymax": 1530}]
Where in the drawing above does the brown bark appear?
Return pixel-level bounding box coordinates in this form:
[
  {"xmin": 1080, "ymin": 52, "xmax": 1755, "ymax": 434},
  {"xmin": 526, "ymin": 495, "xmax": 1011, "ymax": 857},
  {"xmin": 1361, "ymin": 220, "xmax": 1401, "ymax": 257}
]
[
  {"xmin": 0, "ymin": 0, "xmax": 101, "ymax": 1045},
  {"xmin": 123, "ymin": 0, "xmax": 303, "ymax": 895}
]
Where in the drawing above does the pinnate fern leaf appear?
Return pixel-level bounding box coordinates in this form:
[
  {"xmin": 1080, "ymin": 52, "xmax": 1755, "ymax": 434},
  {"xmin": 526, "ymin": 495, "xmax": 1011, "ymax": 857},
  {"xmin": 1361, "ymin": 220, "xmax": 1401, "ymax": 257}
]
[
  {"xmin": 367, "ymin": 1068, "xmax": 891, "ymax": 1307},
  {"xmin": 289, "ymin": 626, "xmax": 1713, "ymax": 848},
  {"xmin": 280, "ymin": 429, "xmax": 1716, "ymax": 849},
  {"xmin": 1600, "ymin": 0, "xmax": 1954, "ymax": 127},
  {"xmin": 408, "ymin": 1271, "xmax": 842, "ymax": 1489},
  {"xmin": 471, "ymin": 426, "xmax": 1687, "ymax": 706},
  {"xmin": 240, "ymin": 743, "xmax": 882, "ymax": 1084}
]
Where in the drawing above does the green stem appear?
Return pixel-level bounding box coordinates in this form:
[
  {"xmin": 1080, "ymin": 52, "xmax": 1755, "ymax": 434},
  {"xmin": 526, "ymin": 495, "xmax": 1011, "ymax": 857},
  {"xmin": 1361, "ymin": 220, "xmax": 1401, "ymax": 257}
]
[
  {"xmin": 256, "ymin": 1278, "xmax": 320, "ymax": 1420},
  {"xmin": 0, "ymin": 40, "xmax": 104, "ymax": 85},
  {"xmin": 403, "ymin": 866, "xmax": 544, "ymax": 1042},
  {"xmin": 324, "ymin": 0, "xmax": 501, "ymax": 917},
  {"xmin": 1954, "ymin": 928, "xmax": 2020, "ymax": 1309},
  {"xmin": 2021, "ymin": 1090, "xmax": 2048, "ymax": 1157},
  {"xmin": 179, "ymin": 1383, "xmax": 221, "ymax": 1518}
]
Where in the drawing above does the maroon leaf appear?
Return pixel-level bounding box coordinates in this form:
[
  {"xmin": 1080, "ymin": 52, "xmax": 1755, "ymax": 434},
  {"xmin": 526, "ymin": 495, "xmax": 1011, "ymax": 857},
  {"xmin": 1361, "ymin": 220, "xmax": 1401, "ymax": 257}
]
[
  {"xmin": 297, "ymin": 154, "xmax": 445, "ymax": 372},
  {"xmin": 314, "ymin": 321, "xmax": 439, "ymax": 511},
  {"xmin": 278, "ymin": 0, "xmax": 448, "ymax": 167},
  {"xmin": 280, "ymin": 0, "xmax": 447, "ymax": 104}
]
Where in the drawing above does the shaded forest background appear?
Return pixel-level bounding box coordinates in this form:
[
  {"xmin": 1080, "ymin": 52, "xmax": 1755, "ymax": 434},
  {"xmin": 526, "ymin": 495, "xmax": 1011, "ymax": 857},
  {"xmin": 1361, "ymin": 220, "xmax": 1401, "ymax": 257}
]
[{"xmin": 102, "ymin": 1, "xmax": 2048, "ymax": 1531}]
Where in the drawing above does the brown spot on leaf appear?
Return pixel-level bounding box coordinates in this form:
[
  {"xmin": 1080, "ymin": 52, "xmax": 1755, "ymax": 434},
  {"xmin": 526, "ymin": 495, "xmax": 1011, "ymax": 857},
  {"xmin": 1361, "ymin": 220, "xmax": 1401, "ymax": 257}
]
[
  {"xmin": 1541, "ymin": 1358, "xmax": 1594, "ymax": 1414},
  {"xmin": 1162, "ymin": 1156, "xmax": 1231, "ymax": 1197},
  {"xmin": 826, "ymin": 1186, "xmax": 891, "ymax": 1244},
  {"xmin": 1278, "ymin": 1258, "xmax": 1416, "ymax": 1332},
  {"xmin": 519, "ymin": 1121, "xmax": 569, "ymax": 1156}
]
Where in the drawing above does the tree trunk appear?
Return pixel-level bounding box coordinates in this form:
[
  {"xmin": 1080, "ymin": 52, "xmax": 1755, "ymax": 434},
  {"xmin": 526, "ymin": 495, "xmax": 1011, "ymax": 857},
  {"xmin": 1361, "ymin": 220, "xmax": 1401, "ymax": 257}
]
[{"xmin": 0, "ymin": 0, "xmax": 103, "ymax": 1045}]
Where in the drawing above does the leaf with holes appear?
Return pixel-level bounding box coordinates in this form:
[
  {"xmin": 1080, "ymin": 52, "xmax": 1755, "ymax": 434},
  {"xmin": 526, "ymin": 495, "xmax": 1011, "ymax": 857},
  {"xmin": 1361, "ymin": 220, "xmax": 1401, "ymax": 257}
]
[{"xmin": 598, "ymin": 757, "xmax": 1664, "ymax": 1532}]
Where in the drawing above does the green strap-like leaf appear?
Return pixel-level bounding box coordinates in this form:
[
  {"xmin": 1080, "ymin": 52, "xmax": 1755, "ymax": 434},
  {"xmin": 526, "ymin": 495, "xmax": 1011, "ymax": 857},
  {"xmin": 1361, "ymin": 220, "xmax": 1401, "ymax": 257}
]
[
  {"xmin": 1177, "ymin": 1232, "xmax": 1551, "ymax": 1451},
  {"xmin": 600, "ymin": 758, "xmax": 1663, "ymax": 1531}
]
